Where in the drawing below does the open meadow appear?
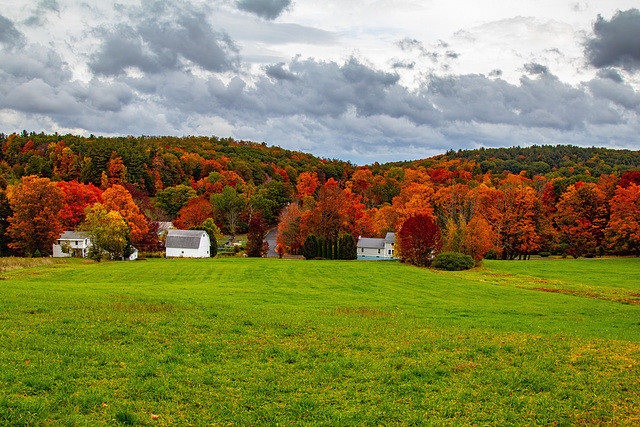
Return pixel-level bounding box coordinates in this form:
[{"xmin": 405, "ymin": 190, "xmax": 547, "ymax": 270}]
[{"xmin": 0, "ymin": 257, "xmax": 639, "ymax": 426}]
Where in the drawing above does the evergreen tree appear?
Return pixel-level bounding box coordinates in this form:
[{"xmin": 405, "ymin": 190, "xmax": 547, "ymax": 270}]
[
  {"xmin": 303, "ymin": 234, "xmax": 319, "ymax": 260},
  {"xmin": 339, "ymin": 234, "xmax": 357, "ymax": 260},
  {"xmin": 246, "ymin": 217, "xmax": 267, "ymax": 257}
]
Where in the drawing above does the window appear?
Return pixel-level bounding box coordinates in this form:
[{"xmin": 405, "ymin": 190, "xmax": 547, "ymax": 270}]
[{"xmin": 377, "ymin": 249, "xmax": 380, "ymax": 254}]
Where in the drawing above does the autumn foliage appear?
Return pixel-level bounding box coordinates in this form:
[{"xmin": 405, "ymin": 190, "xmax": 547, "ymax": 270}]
[
  {"xmin": 1, "ymin": 132, "xmax": 640, "ymax": 261},
  {"xmin": 396, "ymin": 214, "xmax": 442, "ymax": 267},
  {"xmin": 7, "ymin": 176, "xmax": 64, "ymax": 256}
]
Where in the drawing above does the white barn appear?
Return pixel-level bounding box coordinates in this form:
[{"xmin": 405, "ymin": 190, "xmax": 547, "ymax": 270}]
[
  {"xmin": 165, "ymin": 230, "xmax": 211, "ymax": 258},
  {"xmin": 357, "ymin": 232, "xmax": 397, "ymax": 260}
]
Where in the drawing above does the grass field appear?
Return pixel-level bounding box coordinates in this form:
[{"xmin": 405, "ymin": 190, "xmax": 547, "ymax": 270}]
[{"xmin": 0, "ymin": 257, "xmax": 639, "ymax": 426}]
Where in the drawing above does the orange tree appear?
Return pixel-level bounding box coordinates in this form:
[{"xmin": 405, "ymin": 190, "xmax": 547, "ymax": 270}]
[
  {"xmin": 275, "ymin": 203, "xmax": 304, "ymax": 254},
  {"xmin": 101, "ymin": 184, "xmax": 149, "ymax": 244},
  {"xmin": 7, "ymin": 175, "xmax": 64, "ymax": 256},
  {"xmin": 605, "ymin": 184, "xmax": 640, "ymax": 255},
  {"xmin": 174, "ymin": 197, "xmax": 214, "ymax": 229},
  {"xmin": 554, "ymin": 182, "xmax": 608, "ymax": 257},
  {"xmin": 57, "ymin": 180, "xmax": 102, "ymax": 230},
  {"xmin": 396, "ymin": 214, "xmax": 442, "ymax": 267}
]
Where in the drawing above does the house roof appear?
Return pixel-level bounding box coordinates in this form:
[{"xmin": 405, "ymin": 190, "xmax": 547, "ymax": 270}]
[
  {"xmin": 357, "ymin": 237, "xmax": 385, "ymax": 249},
  {"xmin": 59, "ymin": 231, "xmax": 88, "ymax": 240},
  {"xmin": 357, "ymin": 232, "xmax": 395, "ymax": 250},
  {"xmin": 165, "ymin": 229, "xmax": 209, "ymax": 249}
]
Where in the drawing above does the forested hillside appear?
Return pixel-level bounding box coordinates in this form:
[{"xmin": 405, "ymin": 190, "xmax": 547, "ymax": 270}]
[{"xmin": 1, "ymin": 131, "xmax": 640, "ymax": 261}]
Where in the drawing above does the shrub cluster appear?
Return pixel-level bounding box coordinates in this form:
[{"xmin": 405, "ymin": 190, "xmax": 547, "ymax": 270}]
[{"xmin": 432, "ymin": 252, "xmax": 475, "ymax": 271}]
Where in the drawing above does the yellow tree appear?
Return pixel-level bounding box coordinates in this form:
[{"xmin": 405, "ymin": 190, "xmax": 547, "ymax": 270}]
[
  {"xmin": 7, "ymin": 176, "xmax": 64, "ymax": 256},
  {"xmin": 81, "ymin": 204, "xmax": 132, "ymax": 260}
]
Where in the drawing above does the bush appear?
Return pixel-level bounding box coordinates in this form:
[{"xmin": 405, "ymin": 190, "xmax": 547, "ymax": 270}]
[
  {"xmin": 538, "ymin": 251, "xmax": 551, "ymax": 258},
  {"xmin": 432, "ymin": 252, "xmax": 475, "ymax": 271},
  {"xmin": 483, "ymin": 249, "xmax": 499, "ymax": 260}
]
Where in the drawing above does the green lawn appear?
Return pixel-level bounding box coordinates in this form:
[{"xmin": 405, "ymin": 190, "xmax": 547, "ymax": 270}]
[{"xmin": 0, "ymin": 257, "xmax": 639, "ymax": 426}]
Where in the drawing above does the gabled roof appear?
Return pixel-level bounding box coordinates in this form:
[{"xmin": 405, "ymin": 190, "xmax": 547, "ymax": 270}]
[
  {"xmin": 357, "ymin": 232, "xmax": 395, "ymax": 249},
  {"xmin": 165, "ymin": 229, "xmax": 209, "ymax": 249},
  {"xmin": 357, "ymin": 237, "xmax": 385, "ymax": 249},
  {"xmin": 58, "ymin": 231, "xmax": 89, "ymax": 241}
]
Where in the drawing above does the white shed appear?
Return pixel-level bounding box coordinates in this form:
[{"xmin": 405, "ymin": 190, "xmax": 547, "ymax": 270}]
[
  {"xmin": 357, "ymin": 232, "xmax": 396, "ymax": 260},
  {"xmin": 165, "ymin": 230, "xmax": 211, "ymax": 258}
]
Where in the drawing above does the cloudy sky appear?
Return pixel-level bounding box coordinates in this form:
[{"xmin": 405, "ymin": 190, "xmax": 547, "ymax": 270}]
[{"xmin": 0, "ymin": 0, "xmax": 639, "ymax": 164}]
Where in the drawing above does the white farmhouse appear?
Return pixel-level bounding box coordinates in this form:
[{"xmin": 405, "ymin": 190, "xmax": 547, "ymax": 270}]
[
  {"xmin": 357, "ymin": 232, "xmax": 397, "ymax": 260},
  {"xmin": 165, "ymin": 230, "xmax": 211, "ymax": 258},
  {"xmin": 53, "ymin": 230, "xmax": 139, "ymax": 260},
  {"xmin": 53, "ymin": 231, "xmax": 92, "ymax": 258}
]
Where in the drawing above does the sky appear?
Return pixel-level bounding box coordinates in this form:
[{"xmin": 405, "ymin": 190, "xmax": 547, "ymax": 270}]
[{"xmin": 0, "ymin": 0, "xmax": 639, "ymax": 165}]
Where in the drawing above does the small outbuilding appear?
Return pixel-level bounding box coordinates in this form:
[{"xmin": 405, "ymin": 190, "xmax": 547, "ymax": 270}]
[
  {"xmin": 165, "ymin": 229, "xmax": 211, "ymax": 258},
  {"xmin": 357, "ymin": 232, "xmax": 397, "ymax": 260}
]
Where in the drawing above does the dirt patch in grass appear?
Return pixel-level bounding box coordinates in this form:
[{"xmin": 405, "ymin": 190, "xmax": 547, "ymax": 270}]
[{"xmin": 108, "ymin": 296, "xmax": 176, "ymax": 313}]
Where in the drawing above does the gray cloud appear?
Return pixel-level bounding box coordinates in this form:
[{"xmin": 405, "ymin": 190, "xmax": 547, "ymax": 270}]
[
  {"xmin": 391, "ymin": 60, "xmax": 415, "ymax": 70},
  {"xmin": 265, "ymin": 62, "xmax": 298, "ymax": 81},
  {"xmin": 90, "ymin": 1, "xmax": 239, "ymax": 75},
  {"xmin": 236, "ymin": 0, "xmax": 292, "ymax": 20},
  {"xmin": 524, "ymin": 62, "xmax": 551, "ymax": 76},
  {"xmin": 0, "ymin": 15, "xmax": 24, "ymax": 48},
  {"xmin": 585, "ymin": 8, "xmax": 640, "ymax": 71},
  {"xmin": 2, "ymin": 1, "xmax": 640, "ymax": 164},
  {"xmin": 596, "ymin": 68, "xmax": 623, "ymax": 82},
  {"xmin": 25, "ymin": 0, "xmax": 60, "ymax": 26},
  {"xmin": 588, "ymin": 73, "xmax": 640, "ymax": 110},
  {"xmin": 397, "ymin": 38, "xmax": 426, "ymax": 53}
]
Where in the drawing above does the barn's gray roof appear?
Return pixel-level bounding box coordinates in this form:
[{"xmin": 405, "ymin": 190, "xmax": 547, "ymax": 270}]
[{"xmin": 165, "ymin": 230, "xmax": 209, "ymax": 249}]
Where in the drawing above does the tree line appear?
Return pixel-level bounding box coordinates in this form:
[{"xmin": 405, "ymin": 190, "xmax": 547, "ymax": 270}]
[{"xmin": 1, "ymin": 131, "xmax": 639, "ymax": 262}]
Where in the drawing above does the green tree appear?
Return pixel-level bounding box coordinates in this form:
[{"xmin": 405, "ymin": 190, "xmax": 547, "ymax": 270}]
[
  {"xmin": 154, "ymin": 185, "xmax": 197, "ymax": 218},
  {"xmin": 303, "ymin": 234, "xmax": 319, "ymax": 260},
  {"xmin": 190, "ymin": 218, "xmax": 220, "ymax": 257},
  {"xmin": 0, "ymin": 191, "xmax": 14, "ymax": 256},
  {"xmin": 338, "ymin": 234, "xmax": 357, "ymax": 260},
  {"xmin": 211, "ymin": 186, "xmax": 246, "ymax": 237}
]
